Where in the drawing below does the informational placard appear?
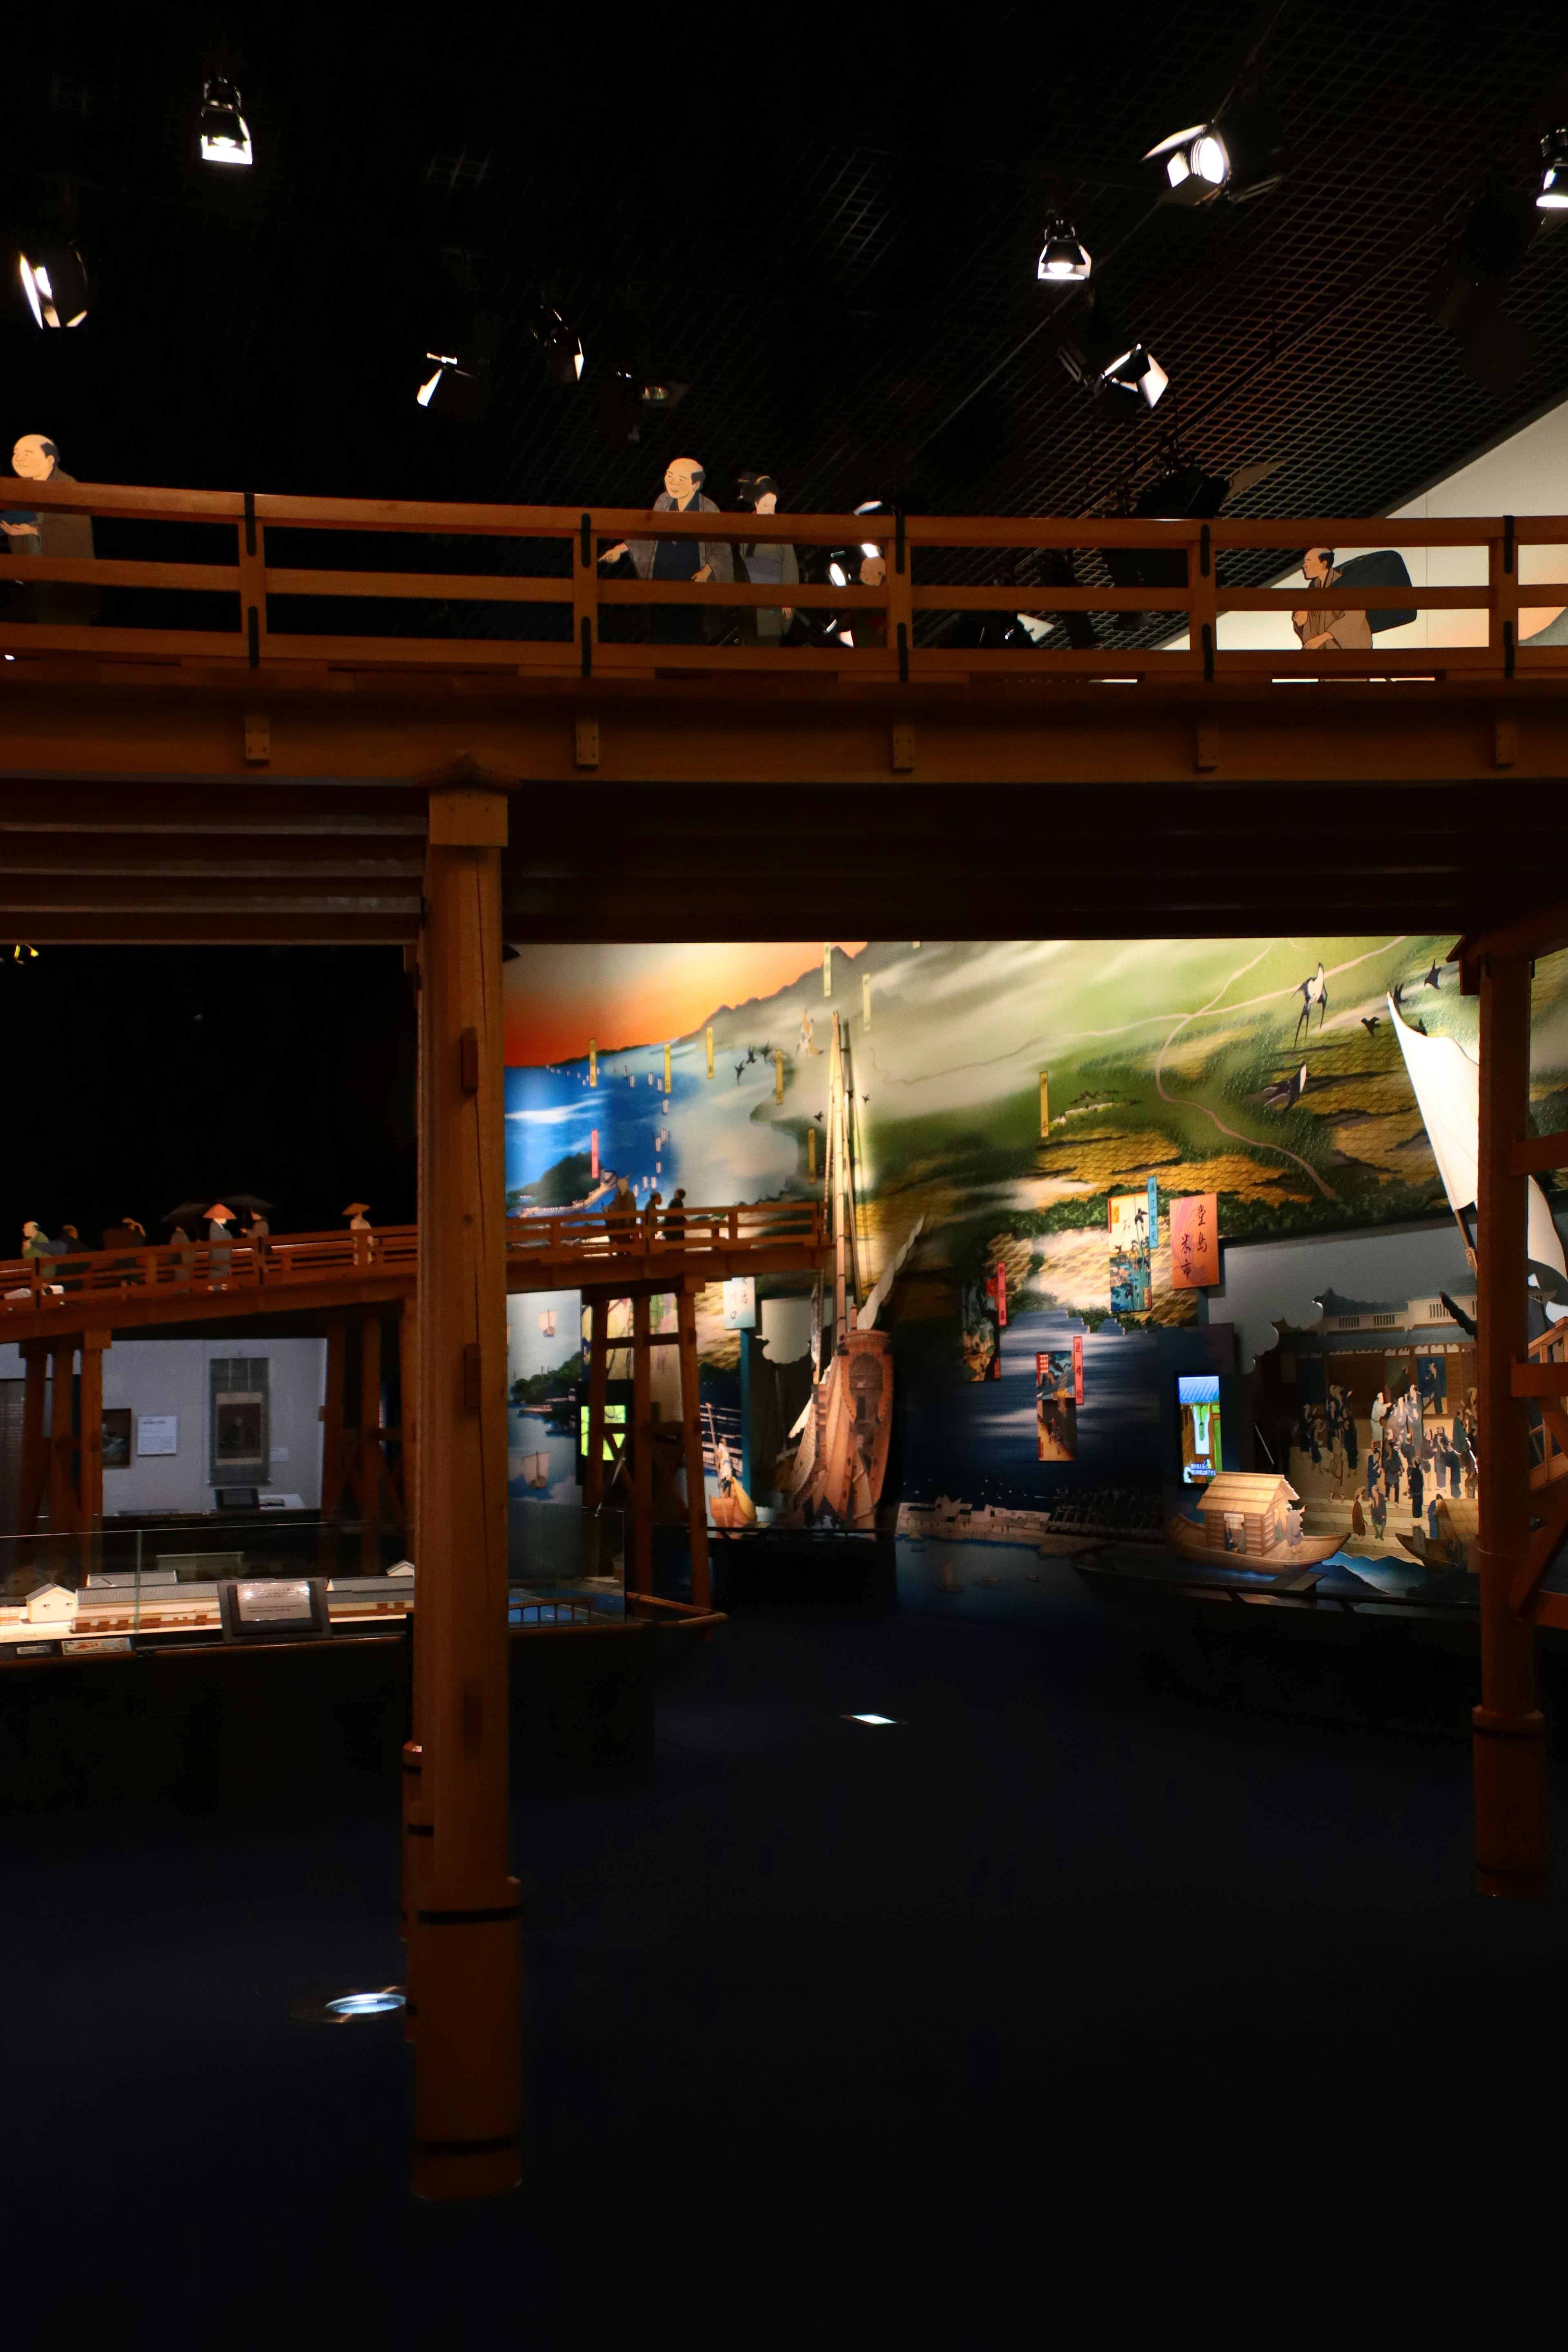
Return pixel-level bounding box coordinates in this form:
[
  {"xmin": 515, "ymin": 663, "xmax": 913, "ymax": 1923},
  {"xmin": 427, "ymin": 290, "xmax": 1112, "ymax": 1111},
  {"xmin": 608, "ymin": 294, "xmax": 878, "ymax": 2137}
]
[
  {"xmin": 137, "ymin": 1415, "xmax": 178, "ymax": 1456},
  {"xmin": 1170, "ymin": 1193, "xmax": 1220, "ymax": 1289},
  {"xmin": 723, "ymin": 1276, "xmax": 757, "ymax": 1330}
]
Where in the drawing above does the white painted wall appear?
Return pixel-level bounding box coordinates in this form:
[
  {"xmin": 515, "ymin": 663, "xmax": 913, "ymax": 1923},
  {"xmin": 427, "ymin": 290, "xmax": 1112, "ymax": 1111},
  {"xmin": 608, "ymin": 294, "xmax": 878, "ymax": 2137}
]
[{"xmin": 0, "ymin": 1335, "xmax": 327, "ymax": 1514}]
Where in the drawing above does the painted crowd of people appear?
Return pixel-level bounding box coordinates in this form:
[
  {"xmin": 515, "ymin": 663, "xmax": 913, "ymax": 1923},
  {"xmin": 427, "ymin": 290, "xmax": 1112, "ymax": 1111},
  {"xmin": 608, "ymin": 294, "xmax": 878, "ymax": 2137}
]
[{"xmin": 1288, "ymin": 1375, "xmax": 1478, "ymax": 1544}]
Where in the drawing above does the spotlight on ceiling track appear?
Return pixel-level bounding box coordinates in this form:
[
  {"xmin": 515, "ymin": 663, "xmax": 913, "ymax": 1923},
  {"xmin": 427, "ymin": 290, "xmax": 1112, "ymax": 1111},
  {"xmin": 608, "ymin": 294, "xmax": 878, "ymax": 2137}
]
[
  {"xmin": 198, "ymin": 76, "xmax": 253, "ymax": 166},
  {"xmin": 1540, "ymin": 129, "xmax": 1568, "ymax": 210},
  {"xmin": 1145, "ymin": 92, "xmax": 1285, "ymax": 207},
  {"xmin": 529, "ymin": 299, "xmax": 585, "ymax": 386},
  {"xmin": 1058, "ymin": 310, "xmax": 1167, "ymax": 408},
  {"xmin": 414, "ymin": 352, "xmax": 488, "ymax": 422},
  {"xmin": 1036, "ymin": 215, "xmax": 1092, "ymax": 283},
  {"xmin": 19, "ymin": 243, "xmax": 88, "ymax": 329}
]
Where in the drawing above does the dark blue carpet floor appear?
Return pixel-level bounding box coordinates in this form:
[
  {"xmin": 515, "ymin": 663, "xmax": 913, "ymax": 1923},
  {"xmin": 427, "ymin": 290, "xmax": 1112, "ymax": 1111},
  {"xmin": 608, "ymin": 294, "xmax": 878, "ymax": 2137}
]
[{"xmin": 4, "ymin": 1597, "xmax": 1567, "ymax": 2349}]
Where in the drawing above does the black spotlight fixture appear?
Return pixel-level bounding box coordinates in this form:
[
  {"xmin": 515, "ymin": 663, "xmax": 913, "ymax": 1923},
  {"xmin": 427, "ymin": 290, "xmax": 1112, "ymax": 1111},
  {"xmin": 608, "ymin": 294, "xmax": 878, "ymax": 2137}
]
[
  {"xmin": 1145, "ymin": 89, "xmax": 1286, "ymax": 207},
  {"xmin": 198, "ymin": 76, "xmax": 254, "ymax": 166},
  {"xmin": 529, "ymin": 298, "xmax": 584, "ymax": 386},
  {"xmin": 1036, "ymin": 215, "xmax": 1092, "ymax": 283},
  {"xmin": 1539, "ymin": 128, "xmax": 1568, "ymax": 211},
  {"xmin": 414, "ymin": 352, "xmax": 490, "ymax": 424},
  {"xmin": 1058, "ymin": 307, "xmax": 1167, "ymax": 408},
  {"xmin": 18, "ymin": 241, "xmax": 89, "ymax": 329}
]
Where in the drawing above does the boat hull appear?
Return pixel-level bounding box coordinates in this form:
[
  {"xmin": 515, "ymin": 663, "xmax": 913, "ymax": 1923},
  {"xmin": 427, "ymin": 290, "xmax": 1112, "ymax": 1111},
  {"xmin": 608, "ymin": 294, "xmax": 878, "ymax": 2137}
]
[{"xmin": 1164, "ymin": 1515, "xmax": 1339, "ymax": 1571}]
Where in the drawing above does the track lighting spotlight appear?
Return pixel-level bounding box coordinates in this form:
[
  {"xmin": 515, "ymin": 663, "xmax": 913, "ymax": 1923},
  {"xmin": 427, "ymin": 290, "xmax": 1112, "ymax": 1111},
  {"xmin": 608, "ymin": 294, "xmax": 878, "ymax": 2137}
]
[
  {"xmin": 19, "ymin": 244, "xmax": 88, "ymax": 329},
  {"xmin": 1540, "ymin": 128, "xmax": 1568, "ymax": 210},
  {"xmin": 530, "ymin": 300, "xmax": 585, "ymax": 386},
  {"xmin": 414, "ymin": 352, "xmax": 488, "ymax": 422},
  {"xmin": 1145, "ymin": 92, "xmax": 1285, "ymax": 207},
  {"xmin": 198, "ymin": 76, "xmax": 253, "ymax": 166},
  {"xmin": 1036, "ymin": 215, "xmax": 1092, "ymax": 282},
  {"xmin": 1058, "ymin": 311, "xmax": 1167, "ymax": 408}
]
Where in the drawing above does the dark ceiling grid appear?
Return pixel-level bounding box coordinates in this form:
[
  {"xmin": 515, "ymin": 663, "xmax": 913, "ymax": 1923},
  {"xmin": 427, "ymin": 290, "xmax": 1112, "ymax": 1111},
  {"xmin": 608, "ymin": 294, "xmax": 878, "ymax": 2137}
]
[{"xmin": 2, "ymin": 4, "xmax": 1566, "ymax": 600}]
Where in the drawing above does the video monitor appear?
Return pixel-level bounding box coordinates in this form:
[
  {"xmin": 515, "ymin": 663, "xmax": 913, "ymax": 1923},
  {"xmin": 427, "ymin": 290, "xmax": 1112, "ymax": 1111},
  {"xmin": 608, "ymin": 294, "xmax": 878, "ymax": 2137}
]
[{"xmin": 1178, "ymin": 1372, "xmax": 1222, "ymax": 1486}]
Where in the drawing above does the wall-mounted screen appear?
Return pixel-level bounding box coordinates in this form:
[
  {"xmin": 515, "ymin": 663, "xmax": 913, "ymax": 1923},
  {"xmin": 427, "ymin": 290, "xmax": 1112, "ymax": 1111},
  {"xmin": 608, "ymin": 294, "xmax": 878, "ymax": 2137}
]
[{"xmin": 1178, "ymin": 1372, "xmax": 1222, "ymax": 1485}]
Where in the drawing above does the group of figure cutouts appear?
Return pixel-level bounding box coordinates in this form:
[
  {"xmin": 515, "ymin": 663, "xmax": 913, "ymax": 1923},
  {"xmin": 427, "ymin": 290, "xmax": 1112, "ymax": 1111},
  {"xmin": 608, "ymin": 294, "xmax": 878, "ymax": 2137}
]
[{"xmin": 1288, "ymin": 1376, "xmax": 1478, "ymax": 1541}]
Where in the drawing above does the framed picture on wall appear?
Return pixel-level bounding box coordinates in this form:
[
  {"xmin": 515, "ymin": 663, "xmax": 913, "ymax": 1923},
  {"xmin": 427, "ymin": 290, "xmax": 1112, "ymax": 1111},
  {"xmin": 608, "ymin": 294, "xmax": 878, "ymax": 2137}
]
[{"xmin": 102, "ymin": 1409, "xmax": 132, "ymax": 1470}]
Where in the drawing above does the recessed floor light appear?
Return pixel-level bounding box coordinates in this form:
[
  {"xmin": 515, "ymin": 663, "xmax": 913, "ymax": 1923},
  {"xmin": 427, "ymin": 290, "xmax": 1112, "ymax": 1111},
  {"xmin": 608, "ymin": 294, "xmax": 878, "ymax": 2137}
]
[
  {"xmin": 291, "ymin": 1985, "xmax": 405, "ymax": 2025},
  {"xmin": 844, "ymin": 1713, "xmax": 900, "ymax": 1726}
]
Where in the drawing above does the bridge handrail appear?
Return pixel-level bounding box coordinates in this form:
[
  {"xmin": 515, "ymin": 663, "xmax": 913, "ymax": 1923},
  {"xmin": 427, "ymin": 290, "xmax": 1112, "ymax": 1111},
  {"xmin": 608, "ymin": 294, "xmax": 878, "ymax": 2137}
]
[
  {"xmin": 0, "ymin": 1203, "xmax": 825, "ymax": 1318},
  {"xmin": 0, "ymin": 479, "xmax": 1564, "ymax": 684}
]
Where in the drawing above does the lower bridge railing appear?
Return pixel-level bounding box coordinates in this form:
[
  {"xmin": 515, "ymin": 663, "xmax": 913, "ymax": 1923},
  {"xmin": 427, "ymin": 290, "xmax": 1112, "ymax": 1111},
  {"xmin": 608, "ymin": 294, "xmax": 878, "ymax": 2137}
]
[{"xmin": 0, "ymin": 1202, "xmax": 826, "ymax": 1321}]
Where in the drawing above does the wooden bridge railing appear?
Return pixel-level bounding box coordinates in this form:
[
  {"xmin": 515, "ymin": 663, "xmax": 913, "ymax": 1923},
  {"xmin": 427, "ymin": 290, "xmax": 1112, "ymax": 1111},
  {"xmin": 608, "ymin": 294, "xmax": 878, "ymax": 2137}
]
[
  {"xmin": 1, "ymin": 479, "xmax": 1566, "ymax": 684},
  {"xmin": 0, "ymin": 1225, "xmax": 420, "ymax": 1316},
  {"xmin": 505, "ymin": 1198, "xmax": 824, "ymax": 1264},
  {"xmin": 0, "ymin": 1201, "xmax": 825, "ymax": 1322}
]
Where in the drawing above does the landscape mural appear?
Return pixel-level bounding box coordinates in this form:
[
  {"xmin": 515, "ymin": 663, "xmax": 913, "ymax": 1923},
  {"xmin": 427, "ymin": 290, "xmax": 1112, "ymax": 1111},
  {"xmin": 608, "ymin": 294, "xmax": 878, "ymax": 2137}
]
[{"xmin": 502, "ymin": 936, "xmax": 1568, "ymax": 1602}]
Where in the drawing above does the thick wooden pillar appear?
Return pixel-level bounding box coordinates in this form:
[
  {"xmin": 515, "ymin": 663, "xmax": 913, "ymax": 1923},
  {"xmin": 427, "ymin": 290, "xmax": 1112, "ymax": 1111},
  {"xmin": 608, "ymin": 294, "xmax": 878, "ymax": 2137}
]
[
  {"xmin": 360, "ymin": 1311, "xmax": 383, "ymax": 1572},
  {"xmin": 1473, "ymin": 950, "xmax": 1548, "ymax": 1896},
  {"xmin": 47, "ymin": 1341, "xmax": 76, "ymax": 1544},
  {"xmin": 318, "ymin": 1319, "xmax": 346, "ymax": 1570},
  {"xmin": 411, "ymin": 777, "xmax": 519, "ymax": 2200},
  {"xmin": 78, "ymin": 1333, "xmax": 108, "ymax": 1569},
  {"xmin": 399, "ymin": 1294, "xmax": 419, "ymax": 1549},
  {"xmin": 584, "ymin": 1296, "xmax": 609, "ymax": 1515},
  {"xmin": 676, "ymin": 1283, "xmax": 711, "ymax": 1610},
  {"xmin": 631, "ymin": 1294, "xmax": 653, "ymax": 1596},
  {"xmin": 18, "ymin": 1342, "xmax": 48, "ymax": 1542}
]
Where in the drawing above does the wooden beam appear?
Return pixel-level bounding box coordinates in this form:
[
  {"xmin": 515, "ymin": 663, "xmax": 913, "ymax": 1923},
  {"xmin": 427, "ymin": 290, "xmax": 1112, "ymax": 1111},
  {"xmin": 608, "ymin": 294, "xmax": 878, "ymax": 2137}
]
[
  {"xmin": 583, "ymin": 1297, "xmax": 608, "ymax": 1518},
  {"xmin": 1472, "ymin": 950, "xmax": 1548, "ymax": 1899},
  {"xmin": 1512, "ymin": 1132, "xmax": 1568, "ymax": 1176},
  {"xmin": 411, "ymin": 783, "xmax": 519, "ymax": 2201},
  {"xmin": 630, "ymin": 1294, "xmax": 653, "ymax": 1599},
  {"xmin": 18, "ymin": 1342, "xmax": 47, "ymax": 1546},
  {"xmin": 318, "ymin": 1321, "xmax": 346, "ymax": 1570},
  {"xmin": 676, "ymin": 1288, "xmax": 711, "ymax": 1614},
  {"xmin": 47, "ymin": 1340, "xmax": 76, "ymax": 1548},
  {"xmin": 360, "ymin": 1311, "xmax": 383, "ymax": 1575},
  {"xmin": 78, "ymin": 1333, "xmax": 108, "ymax": 1548}
]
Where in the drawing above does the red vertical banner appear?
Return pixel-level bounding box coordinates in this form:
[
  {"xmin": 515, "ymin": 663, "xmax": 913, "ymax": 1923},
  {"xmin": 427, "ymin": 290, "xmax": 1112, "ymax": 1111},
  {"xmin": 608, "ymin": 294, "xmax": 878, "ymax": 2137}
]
[
  {"xmin": 1169, "ymin": 1194, "xmax": 1219, "ymax": 1289},
  {"xmin": 994, "ymin": 1260, "xmax": 1007, "ymax": 1327},
  {"xmin": 1072, "ymin": 1333, "xmax": 1084, "ymax": 1403},
  {"xmin": 590, "ymin": 1129, "xmax": 600, "ymax": 1180}
]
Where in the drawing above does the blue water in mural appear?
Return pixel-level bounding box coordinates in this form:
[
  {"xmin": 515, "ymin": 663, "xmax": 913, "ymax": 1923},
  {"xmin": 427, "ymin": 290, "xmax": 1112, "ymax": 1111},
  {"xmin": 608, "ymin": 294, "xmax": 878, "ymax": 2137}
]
[
  {"xmin": 507, "ymin": 1407, "xmax": 578, "ymax": 1503},
  {"xmin": 507, "ymin": 1058, "xmax": 682, "ymax": 1200}
]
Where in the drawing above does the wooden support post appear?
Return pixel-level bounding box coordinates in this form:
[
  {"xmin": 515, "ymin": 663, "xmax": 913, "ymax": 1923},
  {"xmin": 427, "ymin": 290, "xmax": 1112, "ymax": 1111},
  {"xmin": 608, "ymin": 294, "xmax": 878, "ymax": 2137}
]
[
  {"xmin": 78, "ymin": 1333, "xmax": 108, "ymax": 1572},
  {"xmin": 399, "ymin": 1295, "xmax": 419, "ymax": 1550},
  {"xmin": 411, "ymin": 776, "xmax": 519, "ymax": 2201},
  {"xmin": 18, "ymin": 1341, "xmax": 48, "ymax": 1544},
  {"xmin": 361, "ymin": 1310, "xmax": 383, "ymax": 1572},
  {"xmin": 584, "ymin": 1296, "xmax": 609, "ymax": 1515},
  {"xmin": 47, "ymin": 1340, "xmax": 77, "ymax": 1546},
  {"xmin": 676, "ymin": 1285, "xmax": 711, "ymax": 1611},
  {"xmin": 631, "ymin": 1293, "xmax": 653, "ymax": 1596},
  {"xmin": 1473, "ymin": 948, "xmax": 1549, "ymax": 1897},
  {"xmin": 318, "ymin": 1319, "xmax": 346, "ymax": 1572}
]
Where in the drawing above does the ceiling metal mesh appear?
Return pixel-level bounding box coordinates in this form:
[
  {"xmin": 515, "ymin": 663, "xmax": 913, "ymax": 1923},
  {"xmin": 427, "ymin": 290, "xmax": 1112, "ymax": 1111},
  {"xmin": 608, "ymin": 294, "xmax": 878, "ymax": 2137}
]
[{"xmin": 3, "ymin": 4, "xmax": 1567, "ymax": 555}]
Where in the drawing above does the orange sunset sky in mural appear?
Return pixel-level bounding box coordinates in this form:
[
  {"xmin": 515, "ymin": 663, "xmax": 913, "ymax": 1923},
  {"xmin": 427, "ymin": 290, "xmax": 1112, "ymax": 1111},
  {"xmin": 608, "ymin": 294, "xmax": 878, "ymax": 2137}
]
[{"xmin": 503, "ymin": 942, "xmax": 868, "ymax": 1066}]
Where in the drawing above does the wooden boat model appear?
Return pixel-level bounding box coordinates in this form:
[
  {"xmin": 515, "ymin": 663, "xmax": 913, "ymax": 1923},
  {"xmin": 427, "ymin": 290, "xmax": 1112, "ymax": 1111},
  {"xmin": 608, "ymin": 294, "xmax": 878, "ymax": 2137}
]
[
  {"xmin": 774, "ymin": 1010, "xmax": 896, "ymax": 1532},
  {"xmin": 1164, "ymin": 1512, "xmax": 1339, "ymax": 1571},
  {"xmin": 779, "ymin": 1328, "xmax": 892, "ymax": 1530}
]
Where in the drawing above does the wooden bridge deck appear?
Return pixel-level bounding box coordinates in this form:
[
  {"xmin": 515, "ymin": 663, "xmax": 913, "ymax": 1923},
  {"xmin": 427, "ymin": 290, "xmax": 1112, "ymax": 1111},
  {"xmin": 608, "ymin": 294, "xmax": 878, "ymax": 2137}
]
[
  {"xmin": 3, "ymin": 481, "xmax": 1568, "ymax": 942},
  {"xmin": 0, "ymin": 1203, "xmax": 827, "ymax": 1340}
]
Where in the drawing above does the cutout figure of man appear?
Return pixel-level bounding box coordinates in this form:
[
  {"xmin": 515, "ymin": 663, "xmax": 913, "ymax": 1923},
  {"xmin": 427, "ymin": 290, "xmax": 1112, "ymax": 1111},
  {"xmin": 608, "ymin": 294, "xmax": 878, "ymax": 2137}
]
[
  {"xmin": 1291, "ymin": 546, "xmax": 1371, "ymax": 653},
  {"xmin": 601, "ymin": 458, "xmax": 731, "ymax": 645},
  {"xmin": 2, "ymin": 434, "xmax": 97, "ymax": 624}
]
